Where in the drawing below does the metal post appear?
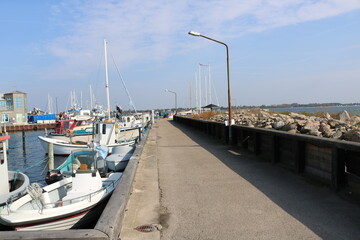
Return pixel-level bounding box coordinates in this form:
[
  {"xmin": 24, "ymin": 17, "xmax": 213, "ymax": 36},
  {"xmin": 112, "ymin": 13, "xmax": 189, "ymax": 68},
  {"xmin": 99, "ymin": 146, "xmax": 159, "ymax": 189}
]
[
  {"xmin": 4, "ymin": 126, "xmax": 8, "ymax": 151},
  {"xmin": 48, "ymin": 142, "xmax": 54, "ymax": 170},
  {"xmin": 151, "ymin": 110, "xmax": 155, "ymax": 125},
  {"xmin": 138, "ymin": 127, "xmax": 142, "ymax": 142}
]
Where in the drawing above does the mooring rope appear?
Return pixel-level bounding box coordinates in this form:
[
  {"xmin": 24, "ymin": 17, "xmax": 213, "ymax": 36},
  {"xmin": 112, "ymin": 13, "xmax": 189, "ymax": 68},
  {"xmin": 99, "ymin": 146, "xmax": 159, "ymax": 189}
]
[{"xmin": 13, "ymin": 156, "xmax": 50, "ymax": 184}]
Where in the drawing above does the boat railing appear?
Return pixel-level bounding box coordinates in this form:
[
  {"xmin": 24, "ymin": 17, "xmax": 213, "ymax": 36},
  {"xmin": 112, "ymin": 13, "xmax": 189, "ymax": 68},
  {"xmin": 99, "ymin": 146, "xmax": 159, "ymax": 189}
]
[{"xmin": 38, "ymin": 177, "xmax": 121, "ymax": 212}]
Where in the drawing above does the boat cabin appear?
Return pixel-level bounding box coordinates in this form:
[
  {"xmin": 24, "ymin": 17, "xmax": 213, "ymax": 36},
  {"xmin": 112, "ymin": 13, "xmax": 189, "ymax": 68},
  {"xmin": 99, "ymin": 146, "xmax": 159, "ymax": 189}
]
[{"xmin": 53, "ymin": 117, "xmax": 93, "ymax": 135}]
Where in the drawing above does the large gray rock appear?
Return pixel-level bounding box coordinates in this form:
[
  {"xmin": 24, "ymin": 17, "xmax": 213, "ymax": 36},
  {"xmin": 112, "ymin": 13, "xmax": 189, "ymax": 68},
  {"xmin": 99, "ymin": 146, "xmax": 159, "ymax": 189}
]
[
  {"xmin": 338, "ymin": 110, "xmax": 351, "ymax": 121},
  {"xmin": 343, "ymin": 130, "xmax": 360, "ymax": 142},
  {"xmin": 301, "ymin": 120, "xmax": 319, "ymax": 133},
  {"xmin": 289, "ymin": 112, "xmax": 307, "ymax": 120},
  {"xmin": 332, "ymin": 130, "xmax": 343, "ymax": 139},
  {"xmin": 208, "ymin": 109, "xmax": 360, "ymax": 143},
  {"xmin": 272, "ymin": 121, "xmax": 285, "ymax": 130},
  {"xmin": 319, "ymin": 123, "xmax": 331, "ymax": 133},
  {"xmin": 281, "ymin": 123, "xmax": 297, "ymax": 131}
]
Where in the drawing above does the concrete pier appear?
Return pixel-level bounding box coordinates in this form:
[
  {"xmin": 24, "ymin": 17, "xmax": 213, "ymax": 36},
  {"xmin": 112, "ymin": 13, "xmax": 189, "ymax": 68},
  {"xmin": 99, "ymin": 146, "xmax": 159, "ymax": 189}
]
[
  {"xmin": 0, "ymin": 123, "xmax": 56, "ymax": 132},
  {"xmin": 121, "ymin": 119, "xmax": 360, "ymax": 240}
]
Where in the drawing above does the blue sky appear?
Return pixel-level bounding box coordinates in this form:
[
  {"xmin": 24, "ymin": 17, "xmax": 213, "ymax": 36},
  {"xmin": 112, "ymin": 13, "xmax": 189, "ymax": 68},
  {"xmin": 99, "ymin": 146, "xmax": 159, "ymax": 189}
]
[{"xmin": 1, "ymin": 0, "xmax": 360, "ymax": 112}]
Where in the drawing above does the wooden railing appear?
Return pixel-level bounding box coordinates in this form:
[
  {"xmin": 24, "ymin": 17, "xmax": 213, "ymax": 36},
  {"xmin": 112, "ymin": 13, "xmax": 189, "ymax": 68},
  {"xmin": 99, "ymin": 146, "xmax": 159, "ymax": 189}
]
[{"xmin": 174, "ymin": 115, "xmax": 360, "ymax": 198}]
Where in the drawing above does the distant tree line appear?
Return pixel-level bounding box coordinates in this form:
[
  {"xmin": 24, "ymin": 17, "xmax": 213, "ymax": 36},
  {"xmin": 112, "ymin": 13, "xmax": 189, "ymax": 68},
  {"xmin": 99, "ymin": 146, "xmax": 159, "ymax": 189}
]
[{"xmin": 251, "ymin": 103, "xmax": 360, "ymax": 109}]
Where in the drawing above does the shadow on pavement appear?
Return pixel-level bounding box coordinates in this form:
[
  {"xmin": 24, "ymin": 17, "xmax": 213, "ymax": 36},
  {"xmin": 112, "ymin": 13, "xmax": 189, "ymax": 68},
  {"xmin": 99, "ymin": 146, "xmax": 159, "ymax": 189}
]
[{"xmin": 169, "ymin": 120, "xmax": 360, "ymax": 240}]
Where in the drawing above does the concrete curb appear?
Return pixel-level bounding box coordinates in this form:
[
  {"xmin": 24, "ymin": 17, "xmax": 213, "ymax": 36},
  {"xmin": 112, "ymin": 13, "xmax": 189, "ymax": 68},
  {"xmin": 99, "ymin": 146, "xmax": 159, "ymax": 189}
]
[{"xmin": 95, "ymin": 129, "xmax": 149, "ymax": 240}]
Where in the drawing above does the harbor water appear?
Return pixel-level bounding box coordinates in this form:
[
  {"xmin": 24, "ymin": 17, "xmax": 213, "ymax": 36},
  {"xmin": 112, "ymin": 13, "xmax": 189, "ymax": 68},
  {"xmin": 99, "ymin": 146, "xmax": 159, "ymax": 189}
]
[
  {"xmin": 6, "ymin": 130, "xmax": 66, "ymax": 185},
  {"xmin": 268, "ymin": 105, "xmax": 360, "ymax": 115}
]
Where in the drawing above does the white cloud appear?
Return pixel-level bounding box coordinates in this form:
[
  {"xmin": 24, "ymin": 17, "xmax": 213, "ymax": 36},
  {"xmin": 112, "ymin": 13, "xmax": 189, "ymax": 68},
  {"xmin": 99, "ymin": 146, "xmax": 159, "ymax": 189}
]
[{"xmin": 40, "ymin": 0, "xmax": 360, "ymax": 80}]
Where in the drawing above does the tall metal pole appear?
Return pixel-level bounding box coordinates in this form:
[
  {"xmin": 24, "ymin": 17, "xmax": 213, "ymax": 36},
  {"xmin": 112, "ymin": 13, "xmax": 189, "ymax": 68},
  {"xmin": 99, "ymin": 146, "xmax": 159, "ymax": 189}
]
[
  {"xmin": 208, "ymin": 63, "xmax": 211, "ymax": 104},
  {"xmin": 195, "ymin": 72, "xmax": 198, "ymax": 113},
  {"xmin": 165, "ymin": 89, "xmax": 177, "ymax": 115},
  {"xmin": 89, "ymin": 85, "xmax": 93, "ymax": 110},
  {"xmin": 188, "ymin": 31, "xmax": 233, "ymax": 143},
  {"xmin": 198, "ymin": 64, "xmax": 202, "ymax": 113},
  {"xmin": 104, "ymin": 39, "xmax": 111, "ymax": 119},
  {"xmin": 189, "ymin": 81, "xmax": 192, "ymax": 110}
]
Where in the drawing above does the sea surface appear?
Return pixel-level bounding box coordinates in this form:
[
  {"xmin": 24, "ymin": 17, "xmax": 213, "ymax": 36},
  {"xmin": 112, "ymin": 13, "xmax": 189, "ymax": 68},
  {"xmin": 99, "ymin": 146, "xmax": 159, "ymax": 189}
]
[
  {"xmin": 267, "ymin": 105, "xmax": 360, "ymax": 115},
  {"xmin": 6, "ymin": 130, "xmax": 66, "ymax": 185}
]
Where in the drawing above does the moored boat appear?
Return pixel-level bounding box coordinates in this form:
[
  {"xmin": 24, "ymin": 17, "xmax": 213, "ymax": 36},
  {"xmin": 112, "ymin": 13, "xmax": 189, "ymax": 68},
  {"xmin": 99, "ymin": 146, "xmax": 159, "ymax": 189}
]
[
  {"xmin": 0, "ymin": 136, "xmax": 30, "ymax": 206},
  {"xmin": 0, "ymin": 148, "xmax": 122, "ymax": 231},
  {"xmin": 38, "ymin": 121, "xmax": 136, "ymax": 156},
  {"xmin": 106, "ymin": 145, "xmax": 135, "ymax": 171}
]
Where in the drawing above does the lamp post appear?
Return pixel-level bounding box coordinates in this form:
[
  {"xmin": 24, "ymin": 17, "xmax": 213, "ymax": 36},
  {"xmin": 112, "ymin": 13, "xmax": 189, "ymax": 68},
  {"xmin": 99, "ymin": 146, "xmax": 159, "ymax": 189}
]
[
  {"xmin": 165, "ymin": 89, "xmax": 178, "ymax": 115},
  {"xmin": 188, "ymin": 31, "xmax": 233, "ymax": 143}
]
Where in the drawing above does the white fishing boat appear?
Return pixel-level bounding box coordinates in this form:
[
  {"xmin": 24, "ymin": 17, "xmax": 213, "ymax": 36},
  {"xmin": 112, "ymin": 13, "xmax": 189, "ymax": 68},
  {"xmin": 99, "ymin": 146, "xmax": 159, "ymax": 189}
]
[
  {"xmin": 106, "ymin": 145, "xmax": 135, "ymax": 171},
  {"xmin": 38, "ymin": 121, "xmax": 136, "ymax": 156},
  {"xmin": 0, "ymin": 148, "xmax": 122, "ymax": 231},
  {"xmin": 38, "ymin": 136, "xmax": 89, "ymax": 156},
  {"xmin": 46, "ymin": 115, "xmax": 93, "ymax": 142},
  {"xmin": 0, "ymin": 136, "xmax": 30, "ymax": 206},
  {"xmin": 45, "ymin": 146, "xmax": 109, "ymax": 184}
]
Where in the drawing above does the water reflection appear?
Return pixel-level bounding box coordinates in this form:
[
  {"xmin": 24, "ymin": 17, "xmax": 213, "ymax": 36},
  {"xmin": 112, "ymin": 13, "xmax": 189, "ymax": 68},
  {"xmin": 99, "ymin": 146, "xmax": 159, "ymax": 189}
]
[{"xmin": 7, "ymin": 130, "xmax": 66, "ymax": 185}]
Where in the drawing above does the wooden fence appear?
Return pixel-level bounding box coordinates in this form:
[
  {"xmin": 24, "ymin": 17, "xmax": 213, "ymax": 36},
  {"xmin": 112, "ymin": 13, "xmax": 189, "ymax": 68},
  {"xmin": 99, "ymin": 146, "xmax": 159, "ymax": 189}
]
[{"xmin": 174, "ymin": 116, "xmax": 360, "ymax": 198}]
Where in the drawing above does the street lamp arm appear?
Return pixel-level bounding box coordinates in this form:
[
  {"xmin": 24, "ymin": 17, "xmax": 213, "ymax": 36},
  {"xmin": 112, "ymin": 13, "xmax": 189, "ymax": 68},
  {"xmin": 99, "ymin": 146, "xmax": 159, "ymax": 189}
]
[
  {"xmin": 198, "ymin": 35, "xmax": 228, "ymax": 50},
  {"xmin": 165, "ymin": 89, "xmax": 178, "ymax": 115},
  {"xmin": 188, "ymin": 30, "xmax": 233, "ymax": 143}
]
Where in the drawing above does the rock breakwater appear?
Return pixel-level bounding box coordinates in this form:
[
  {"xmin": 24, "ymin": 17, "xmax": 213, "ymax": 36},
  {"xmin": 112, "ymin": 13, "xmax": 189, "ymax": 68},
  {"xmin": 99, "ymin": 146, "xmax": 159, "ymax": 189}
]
[{"xmin": 208, "ymin": 109, "xmax": 360, "ymax": 143}]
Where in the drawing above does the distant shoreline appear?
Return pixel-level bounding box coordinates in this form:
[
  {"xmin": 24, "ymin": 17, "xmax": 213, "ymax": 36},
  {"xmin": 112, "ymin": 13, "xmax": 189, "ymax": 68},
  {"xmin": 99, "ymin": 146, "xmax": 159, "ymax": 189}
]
[{"xmin": 244, "ymin": 103, "xmax": 360, "ymax": 109}]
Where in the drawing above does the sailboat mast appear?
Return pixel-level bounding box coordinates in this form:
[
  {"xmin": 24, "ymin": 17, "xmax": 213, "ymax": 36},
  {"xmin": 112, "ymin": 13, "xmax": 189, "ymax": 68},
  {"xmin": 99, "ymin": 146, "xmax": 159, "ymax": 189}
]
[
  {"xmin": 104, "ymin": 39, "xmax": 111, "ymax": 119},
  {"xmin": 89, "ymin": 85, "xmax": 93, "ymax": 110}
]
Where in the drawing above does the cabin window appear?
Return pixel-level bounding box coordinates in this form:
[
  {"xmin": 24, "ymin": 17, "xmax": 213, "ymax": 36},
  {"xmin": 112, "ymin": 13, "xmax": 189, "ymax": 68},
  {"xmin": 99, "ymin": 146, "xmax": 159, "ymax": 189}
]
[
  {"xmin": 64, "ymin": 122, "xmax": 70, "ymax": 129},
  {"xmin": 127, "ymin": 117, "xmax": 130, "ymax": 122},
  {"xmin": 95, "ymin": 123, "xmax": 99, "ymax": 134},
  {"xmin": 102, "ymin": 124, "xmax": 106, "ymax": 134}
]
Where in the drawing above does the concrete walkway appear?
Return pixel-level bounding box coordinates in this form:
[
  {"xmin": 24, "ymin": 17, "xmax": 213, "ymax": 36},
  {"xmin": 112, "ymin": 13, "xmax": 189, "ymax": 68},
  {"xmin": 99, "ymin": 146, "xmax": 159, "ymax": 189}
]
[{"xmin": 120, "ymin": 119, "xmax": 360, "ymax": 240}]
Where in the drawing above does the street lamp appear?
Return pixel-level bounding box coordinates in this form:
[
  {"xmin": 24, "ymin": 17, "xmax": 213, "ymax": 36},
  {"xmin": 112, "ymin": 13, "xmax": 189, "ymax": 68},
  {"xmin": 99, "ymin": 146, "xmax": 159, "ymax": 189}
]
[
  {"xmin": 188, "ymin": 31, "xmax": 233, "ymax": 143},
  {"xmin": 165, "ymin": 89, "xmax": 178, "ymax": 115}
]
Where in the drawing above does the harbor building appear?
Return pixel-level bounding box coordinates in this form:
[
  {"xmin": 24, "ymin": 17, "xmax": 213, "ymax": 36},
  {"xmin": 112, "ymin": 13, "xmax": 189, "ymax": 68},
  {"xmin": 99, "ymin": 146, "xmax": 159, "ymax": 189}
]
[{"xmin": 0, "ymin": 91, "xmax": 28, "ymax": 124}]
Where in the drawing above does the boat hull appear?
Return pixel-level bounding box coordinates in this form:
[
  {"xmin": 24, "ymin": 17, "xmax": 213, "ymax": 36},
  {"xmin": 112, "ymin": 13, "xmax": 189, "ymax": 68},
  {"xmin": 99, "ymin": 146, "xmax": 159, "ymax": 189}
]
[
  {"xmin": 0, "ymin": 172, "xmax": 30, "ymax": 206},
  {"xmin": 0, "ymin": 173, "xmax": 122, "ymax": 231},
  {"xmin": 106, "ymin": 145, "xmax": 134, "ymax": 171},
  {"xmin": 39, "ymin": 135, "xmax": 136, "ymax": 156},
  {"xmin": 38, "ymin": 136, "xmax": 89, "ymax": 156}
]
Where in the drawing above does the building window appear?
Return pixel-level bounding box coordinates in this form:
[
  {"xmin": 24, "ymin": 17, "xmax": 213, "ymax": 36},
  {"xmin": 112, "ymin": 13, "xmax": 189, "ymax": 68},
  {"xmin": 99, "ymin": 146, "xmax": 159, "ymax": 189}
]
[
  {"xmin": 6, "ymin": 97, "xmax": 13, "ymax": 110},
  {"xmin": 2, "ymin": 114, "xmax": 9, "ymax": 123},
  {"xmin": 0, "ymin": 101, "xmax": 5, "ymax": 108},
  {"xmin": 16, "ymin": 113, "xmax": 23, "ymax": 123},
  {"xmin": 16, "ymin": 97, "xmax": 23, "ymax": 108}
]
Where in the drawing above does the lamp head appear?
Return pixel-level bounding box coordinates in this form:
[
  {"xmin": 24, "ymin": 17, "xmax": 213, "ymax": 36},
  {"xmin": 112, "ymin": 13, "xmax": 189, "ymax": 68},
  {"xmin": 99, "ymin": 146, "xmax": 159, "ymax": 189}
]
[{"xmin": 188, "ymin": 31, "xmax": 201, "ymax": 37}]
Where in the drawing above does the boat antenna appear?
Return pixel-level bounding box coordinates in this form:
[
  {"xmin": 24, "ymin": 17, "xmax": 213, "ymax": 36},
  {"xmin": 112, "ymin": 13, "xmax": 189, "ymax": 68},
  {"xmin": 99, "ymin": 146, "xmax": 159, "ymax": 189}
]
[{"xmin": 110, "ymin": 54, "xmax": 137, "ymax": 114}]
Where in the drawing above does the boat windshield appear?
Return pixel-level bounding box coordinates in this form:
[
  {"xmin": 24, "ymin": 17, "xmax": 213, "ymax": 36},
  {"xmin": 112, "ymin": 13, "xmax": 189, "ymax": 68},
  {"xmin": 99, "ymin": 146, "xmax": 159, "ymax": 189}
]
[{"xmin": 70, "ymin": 150, "xmax": 96, "ymax": 172}]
